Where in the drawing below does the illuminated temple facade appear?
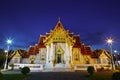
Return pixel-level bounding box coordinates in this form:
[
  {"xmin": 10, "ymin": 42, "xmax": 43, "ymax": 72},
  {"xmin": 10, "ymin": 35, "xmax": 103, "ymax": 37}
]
[{"xmin": 9, "ymin": 19, "xmax": 112, "ymax": 70}]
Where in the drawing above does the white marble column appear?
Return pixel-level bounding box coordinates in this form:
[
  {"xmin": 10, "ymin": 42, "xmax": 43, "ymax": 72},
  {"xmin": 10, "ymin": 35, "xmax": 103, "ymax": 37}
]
[
  {"xmin": 49, "ymin": 43, "xmax": 54, "ymax": 68},
  {"xmin": 66, "ymin": 43, "xmax": 69, "ymax": 62},
  {"xmin": 46, "ymin": 46, "xmax": 49, "ymax": 64},
  {"xmin": 52, "ymin": 44, "xmax": 55, "ymax": 60},
  {"xmin": 65, "ymin": 43, "xmax": 70, "ymax": 68},
  {"xmin": 70, "ymin": 46, "xmax": 72, "ymax": 63}
]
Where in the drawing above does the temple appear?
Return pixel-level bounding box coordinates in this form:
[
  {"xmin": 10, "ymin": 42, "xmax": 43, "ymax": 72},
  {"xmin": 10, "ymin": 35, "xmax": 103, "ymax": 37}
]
[{"xmin": 9, "ymin": 19, "xmax": 112, "ymax": 71}]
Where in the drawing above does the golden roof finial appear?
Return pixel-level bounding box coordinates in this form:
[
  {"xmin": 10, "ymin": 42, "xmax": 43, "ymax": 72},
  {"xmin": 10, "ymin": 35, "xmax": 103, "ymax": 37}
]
[{"xmin": 58, "ymin": 17, "xmax": 61, "ymax": 22}]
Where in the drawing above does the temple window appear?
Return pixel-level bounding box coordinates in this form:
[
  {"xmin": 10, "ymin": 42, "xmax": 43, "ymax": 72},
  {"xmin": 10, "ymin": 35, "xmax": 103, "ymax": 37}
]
[
  {"xmin": 40, "ymin": 53, "xmax": 46, "ymax": 61},
  {"xmin": 86, "ymin": 61, "xmax": 90, "ymax": 64},
  {"xmin": 75, "ymin": 55, "xmax": 78, "ymax": 60},
  {"xmin": 97, "ymin": 58, "xmax": 101, "ymax": 64},
  {"xmin": 74, "ymin": 52, "xmax": 79, "ymax": 61},
  {"xmin": 41, "ymin": 58, "xmax": 45, "ymax": 60},
  {"xmin": 14, "ymin": 57, "xmax": 19, "ymax": 63},
  {"xmin": 101, "ymin": 58, "xmax": 108, "ymax": 64},
  {"xmin": 30, "ymin": 56, "xmax": 35, "ymax": 64}
]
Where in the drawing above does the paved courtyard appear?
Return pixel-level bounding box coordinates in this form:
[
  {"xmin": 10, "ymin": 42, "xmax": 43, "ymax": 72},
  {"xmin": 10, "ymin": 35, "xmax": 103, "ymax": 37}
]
[
  {"xmin": 27, "ymin": 71, "xmax": 88, "ymax": 80},
  {"xmin": 2, "ymin": 70, "xmax": 113, "ymax": 80}
]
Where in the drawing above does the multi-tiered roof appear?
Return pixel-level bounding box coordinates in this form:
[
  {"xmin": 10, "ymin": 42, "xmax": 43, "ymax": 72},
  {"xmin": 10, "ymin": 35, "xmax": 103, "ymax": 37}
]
[{"xmin": 27, "ymin": 19, "xmax": 93, "ymax": 58}]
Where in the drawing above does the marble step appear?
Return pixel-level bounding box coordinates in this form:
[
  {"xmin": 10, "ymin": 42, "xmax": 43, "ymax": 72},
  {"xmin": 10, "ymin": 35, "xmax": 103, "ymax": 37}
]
[{"xmin": 55, "ymin": 63, "xmax": 65, "ymax": 68}]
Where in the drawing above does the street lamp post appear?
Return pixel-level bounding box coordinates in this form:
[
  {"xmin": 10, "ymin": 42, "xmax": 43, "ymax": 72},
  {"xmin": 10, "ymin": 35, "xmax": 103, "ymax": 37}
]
[
  {"xmin": 4, "ymin": 39, "xmax": 12, "ymax": 70},
  {"xmin": 114, "ymin": 50, "xmax": 118, "ymax": 66},
  {"xmin": 107, "ymin": 37, "xmax": 115, "ymax": 70}
]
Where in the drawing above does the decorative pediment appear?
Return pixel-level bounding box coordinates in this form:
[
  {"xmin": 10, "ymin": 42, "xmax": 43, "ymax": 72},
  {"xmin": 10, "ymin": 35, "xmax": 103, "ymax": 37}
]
[
  {"xmin": 14, "ymin": 51, "xmax": 21, "ymax": 58},
  {"xmin": 10, "ymin": 50, "xmax": 21, "ymax": 58},
  {"xmin": 43, "ymin": 19, "xmax": 75, "ymax": 46},
  {"xmin": 100, "ymin": 49, "xmax": 111, "ymax": 58},
  {"xmin": 56, "ymin": 47, "xmax": 64, "ymax": 54}
]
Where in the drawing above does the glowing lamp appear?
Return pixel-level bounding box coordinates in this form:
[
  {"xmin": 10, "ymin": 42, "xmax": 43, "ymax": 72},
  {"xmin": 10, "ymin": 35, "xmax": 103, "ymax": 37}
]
[
  {"xmin": 107, "ymin": 38, "xmax": 113, "ymax": 44},
  {"xmin": 7, "ymin": 39, "xmax": 12, "ymax": 44}
]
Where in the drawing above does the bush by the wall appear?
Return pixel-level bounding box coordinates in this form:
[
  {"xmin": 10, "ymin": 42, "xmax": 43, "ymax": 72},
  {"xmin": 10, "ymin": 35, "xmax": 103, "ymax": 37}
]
[
  {"xmin": 21, "ymin": 66, "xmax": 30, "ymax": 75},
  {"xmin": 112, "ymin": 72, "xmax": 120, "ymax": 80},
  {"xmin": 0, "ymin": 72, "xmax": 3, "ymax": 80},
  {"xmin": 87, "ymin": 66, "xmax": 95, "ymax": 76},
  {"xmin": 9, "ymin": 64, "xmax": 14, "ymax": 70}
]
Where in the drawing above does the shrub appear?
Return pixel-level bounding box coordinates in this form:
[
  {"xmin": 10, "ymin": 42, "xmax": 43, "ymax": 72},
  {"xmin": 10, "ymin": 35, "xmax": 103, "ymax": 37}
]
[
  {"xmin": 9, "ymin": 64, "xmax": 14, "ymax": 70},
  {"xmin": 115, "ymin": 66, "xmax": 120, "ymax": 71},
  {"xmin": 0, "ymin": 72, "xmax": 3, "ymax": 80},
  {"xmin": 112, "ymin": 72, "xmax": 120, "ymax": 80},
  {"xmin": 21, "ymin": 66, "xmax": 30, "ymax": 75},
  {"xmin": 87, "ymin": 66, "xmax": 95, "ymax": 76}
]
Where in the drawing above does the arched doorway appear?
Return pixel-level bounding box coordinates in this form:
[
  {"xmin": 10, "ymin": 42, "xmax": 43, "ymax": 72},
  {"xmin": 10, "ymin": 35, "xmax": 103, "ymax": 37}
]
[{"xmin": 55, "ymin": 47, "xmax": 64, "ymax": 64}]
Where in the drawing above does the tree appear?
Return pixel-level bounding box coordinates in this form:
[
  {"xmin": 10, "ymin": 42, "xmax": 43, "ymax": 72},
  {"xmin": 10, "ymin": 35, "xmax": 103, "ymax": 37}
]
[{"xmin": 0, "ymin": 49, "xmax": 6, "ymax": 69}]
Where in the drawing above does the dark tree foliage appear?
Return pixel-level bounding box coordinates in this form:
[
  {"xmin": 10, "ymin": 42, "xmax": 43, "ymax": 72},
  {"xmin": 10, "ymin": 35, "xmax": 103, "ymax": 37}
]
[
  {"xmin": 0, "ymin": 72, "xmax": 3, "ymax": 80},
  {"xmin": 112, "ymin": 72, "xmax": 120, "ymax": 80},
  {"xmin": 7, "ymin": 50, "xmax": 14, "ymax": 63},
  {"xmin": 87, "ymin": 66, "xmax": 95, "ymax": 76},
  {"xmin": 0, "ymin": 48, "xmax": 14, "ymax": 69},
  {"xmin": 21, "ymin": 67, "xmax": 30, "ymax": 75},
  {"xmin": 0, "ymin": 49, "xmax": 6, "ymax": 68}
]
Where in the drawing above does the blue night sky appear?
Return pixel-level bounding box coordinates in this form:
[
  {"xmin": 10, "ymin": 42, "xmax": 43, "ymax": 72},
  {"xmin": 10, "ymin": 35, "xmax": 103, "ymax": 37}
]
[{"xmin": 0, "ymin": 0, "xmax": 120, "ymax": 53}]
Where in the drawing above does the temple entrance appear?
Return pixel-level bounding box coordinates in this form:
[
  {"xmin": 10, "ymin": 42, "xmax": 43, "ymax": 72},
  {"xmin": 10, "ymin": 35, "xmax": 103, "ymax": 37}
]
[
  {"xmin": 57, "ymin": 54, "xmax": 62, "ymax": 63},
  {"xmin": 55, "ymin": 47, "xmax": 64, "ymax": 64}
]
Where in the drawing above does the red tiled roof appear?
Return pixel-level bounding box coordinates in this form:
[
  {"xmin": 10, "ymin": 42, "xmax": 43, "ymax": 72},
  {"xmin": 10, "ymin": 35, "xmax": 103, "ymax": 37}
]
[
  {"xmin": 34, "ymin": 45, "xmax": 39, "ymax": 54},
  {"xmin": 81, "ymin": 45, "xmax": 85, "ymax": 54},
  {"xmin": 28, "ymin": 36, "xmax": 46, "ymax": 56},
  {"xmin": 85, "ymin": 46, "xmax": 93, "ymax": 55},
  {"xmin": 73, "ymin": 36, "xmax": 81, "ymax": 48},
  {"xmin": 46, "ymin": 33, "xmax": 50, "ymax": 37},
  {"xmin": 38, "ymin": 36, "xmax": 46, "ymax": 48},
  {"xmin": 69, "ymin": 33, "xmax": 74, "ymax": 37},
  {"xmin": 81, "ymin": 45, "xmax": 93, "ymax": 55},
  {"xmin": 28, "ymin": 46, "xmax": 35, "ymax": 55}
]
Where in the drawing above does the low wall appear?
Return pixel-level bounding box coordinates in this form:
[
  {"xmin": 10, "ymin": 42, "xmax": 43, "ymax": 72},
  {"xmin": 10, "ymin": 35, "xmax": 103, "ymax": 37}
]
[
  {"xmin": 74, "ymin": 64, "xmax": 112, "ymax": 71},
  {"xmin": 8, "ymin": 64, "xmax": 44, "ymax": 71}
]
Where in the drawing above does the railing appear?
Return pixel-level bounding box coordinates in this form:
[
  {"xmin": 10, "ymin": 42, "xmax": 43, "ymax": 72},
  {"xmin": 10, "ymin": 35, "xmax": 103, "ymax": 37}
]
[{"xmin": 74, "ymin": 64, "xmax": 112, "ymax": 71}]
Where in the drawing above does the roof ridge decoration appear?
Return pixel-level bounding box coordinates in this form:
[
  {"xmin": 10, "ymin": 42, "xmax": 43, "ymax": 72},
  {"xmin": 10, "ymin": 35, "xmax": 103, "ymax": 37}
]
[
  {"xmin": 54, "ymin": 18, "xmax": 65, "ymax": 31},
  {"xmin": 43, "ymin": 19, "xmax": 75, "ymax": 46}
]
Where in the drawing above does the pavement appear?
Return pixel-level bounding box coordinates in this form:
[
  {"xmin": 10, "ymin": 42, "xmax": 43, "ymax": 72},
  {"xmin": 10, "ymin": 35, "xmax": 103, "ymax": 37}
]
[
  {"xmin": 27, "ymin": 71, "xmax": 89, "ymax": 80},
  {"xmin": 1, "ymin": 69, "xmax": 21, "ymax": 74},
  {"xmin": 2, "ymin": 70, "xmax": 89, "ymax": 80}
]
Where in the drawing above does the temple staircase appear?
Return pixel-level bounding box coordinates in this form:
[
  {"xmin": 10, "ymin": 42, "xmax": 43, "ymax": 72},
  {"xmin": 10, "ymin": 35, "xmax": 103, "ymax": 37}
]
[
  {"xmin": 43, "ymin": 63, "xmax": 74, "ymax": 72},
  {"xmin": 55, "ymin": 63, "xmax": 65, "ymax": 68}
]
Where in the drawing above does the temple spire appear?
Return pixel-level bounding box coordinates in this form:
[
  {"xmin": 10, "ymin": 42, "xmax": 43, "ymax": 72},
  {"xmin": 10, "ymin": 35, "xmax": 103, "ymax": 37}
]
[{"xmin": 58, "ymin": 17, "xmax": 60, "ymax": 22}]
